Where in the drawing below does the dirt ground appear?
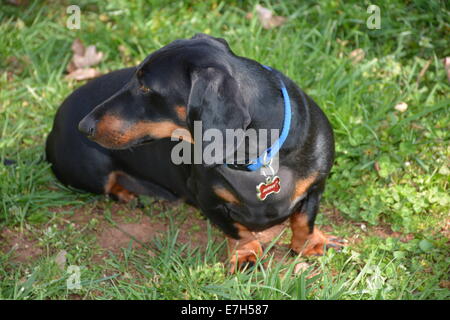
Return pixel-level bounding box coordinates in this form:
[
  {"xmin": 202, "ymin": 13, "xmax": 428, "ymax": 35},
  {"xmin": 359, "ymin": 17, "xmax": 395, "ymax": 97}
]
[
  {"xmin": 0, "ymin": 199, "xmax": 291, "ymax": 265},
  {"xmin": 0, "ymin": 197, "xmax": 417, "ymax": 267}
]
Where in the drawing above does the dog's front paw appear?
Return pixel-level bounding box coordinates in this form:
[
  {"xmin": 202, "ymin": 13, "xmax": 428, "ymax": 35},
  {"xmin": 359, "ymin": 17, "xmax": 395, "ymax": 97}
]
[
  {"xmin": 290, "ymin": 227, "xmax": 346, "ymax": 256},
  {"xmin": 228, "ymin": 239, "xmax": 263, "ymax": 273}
]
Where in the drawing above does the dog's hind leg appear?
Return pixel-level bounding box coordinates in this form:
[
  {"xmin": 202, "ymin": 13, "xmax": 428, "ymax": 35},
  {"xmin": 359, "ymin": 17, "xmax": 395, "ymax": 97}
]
[
  {"xmin": 104, "ymin": 172, "xmax": 137, "ymax": 203},
  {"xmin": 104, "ymin": 171, "xmax": 180, "ymax": 203}
]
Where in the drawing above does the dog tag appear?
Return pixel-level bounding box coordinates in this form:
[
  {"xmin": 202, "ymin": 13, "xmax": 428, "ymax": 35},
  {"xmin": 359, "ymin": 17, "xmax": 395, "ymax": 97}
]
[{"xmin": 256, "ymin": 176, "xmax": 281, "ymax": 201}]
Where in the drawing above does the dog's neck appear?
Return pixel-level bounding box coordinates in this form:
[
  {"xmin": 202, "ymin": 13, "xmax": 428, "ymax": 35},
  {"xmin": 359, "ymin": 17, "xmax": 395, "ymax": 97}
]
[{"xmin": 247, "ymin": 84, "xmax": 304, "ymax": 159}]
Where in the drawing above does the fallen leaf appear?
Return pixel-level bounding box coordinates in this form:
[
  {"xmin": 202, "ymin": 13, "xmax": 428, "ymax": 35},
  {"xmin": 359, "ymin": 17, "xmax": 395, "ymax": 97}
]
[
  {"xmin": 55, "ymin": 250, "xmax": 67, "ymax": 270},
  {"xmin": 374, "ymin": 161, "xmax": 380, "ymax": 172},
  {"xmin": 71, "ymin": 38, "xmax": 85, "ymax": 57},
  {"xmin": 394, "ymin": 102, "xmax": 408, "ymax": 113},
  {"xmin": 439, "ymin": 280, "xmax": 450, "ymax": 289},
  {"xmin": 294, "ymin": 262, "xmax": 310, "ymax": 274},
  {"xmin": 66, "ymin": 62, "xmax": 77, "ymax": 74},
  {"xmin": 360, "ymin": 223, "xmax": 367, "ymax": 232},
  {"xmin": 72, "ymin": 45, "xmax": 103, "ymax": 69},
  {"xmin": 6, "ymin": 0, "xmax": 28, "ymax": 6},
  {"xmin": 5, "ymin": 55, "xmax": 30, "ymax": 81},
  {"xmin": 65, "ymin": 68, "xmax": 101, "ymax": 81},
  {"xmin": 254, "ymin": 4, "xmax": 287, "ymax": 29},
  {"xmin": 416, "ymin": 59, "xmax": 431, "ymax": 85},
  {"xmin": 5, "ymin": 56, "xmax": 21, "ymax": 72},
  {"xmin": 67, "ymin": 39, "xmax": 85, "ymax": 73},
  {"xmin": 66, "ymin": 39, "xmax": 103, "ymax": 81},
  {"xmin": 349, "ymin": 48, "xmax": 365, "ymax": 64},
  {"xmin": 443, "ymin": 57, "xmax": 450, "ymax": 83}
]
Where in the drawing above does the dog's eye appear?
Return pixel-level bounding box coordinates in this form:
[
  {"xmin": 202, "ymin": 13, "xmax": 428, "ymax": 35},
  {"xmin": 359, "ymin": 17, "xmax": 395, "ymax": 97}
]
[{"xmin": 139, "ymin": 84, "xmax": 151, "ymax": 94}]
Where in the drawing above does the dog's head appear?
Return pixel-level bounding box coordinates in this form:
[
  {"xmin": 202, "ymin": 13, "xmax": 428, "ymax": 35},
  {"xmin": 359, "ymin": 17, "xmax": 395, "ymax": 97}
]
[{"xmin": 79, "ymin": 34, "xmax": 251, "ymax": 165}]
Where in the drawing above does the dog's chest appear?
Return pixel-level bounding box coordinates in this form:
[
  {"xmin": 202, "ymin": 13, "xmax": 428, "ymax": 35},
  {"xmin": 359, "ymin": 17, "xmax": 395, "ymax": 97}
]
[{"xmin": 208, "ymin": 166, "xmax": 304, "ymax": 229}]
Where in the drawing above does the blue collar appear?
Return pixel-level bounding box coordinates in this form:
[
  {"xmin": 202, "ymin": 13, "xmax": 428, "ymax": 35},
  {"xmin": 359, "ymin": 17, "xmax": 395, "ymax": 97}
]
[{"xmin": 227, "ymin": 65, "xmax": 292, "ymax": 172}]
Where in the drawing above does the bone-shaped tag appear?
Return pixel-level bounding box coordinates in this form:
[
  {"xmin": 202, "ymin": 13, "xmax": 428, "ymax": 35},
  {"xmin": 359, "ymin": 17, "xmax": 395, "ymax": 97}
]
[{"xmin": 256, "ymin": 176, "xmax": 281, "ymax": 201}]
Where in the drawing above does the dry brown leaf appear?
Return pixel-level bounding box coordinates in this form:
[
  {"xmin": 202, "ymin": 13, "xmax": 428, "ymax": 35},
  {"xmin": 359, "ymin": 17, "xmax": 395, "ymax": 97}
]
[
  {"xmin": 71, "ymin": 38, "xmax": 85, "ymax": 57},
  {"xmin": 374, "ymin": 161, "xmax": 380, "ymax": 172},
  {"xmin": 72, "ymin": 45, "xmax": 103, "ymax": 69},
  {"xmin": 65, "ymin": 68, "xmax": 101, "ymax": 81},
  {"xmin": 6, "ymin": 56, "xmax": 21, "ymax": 71},
  {"xmin": 439, "ymin": 280, "xmax": 450, "ymax": 289},
  {"xmin": 294, "ymin": 262, "xmax": 321, "ymax": 278},
  {"xmin": 443, "ymin": 57, "xmax": 450, "ymax": 83},
  {"xmin": 66, "ymin": 39, "xmax": 83, "ymax": 73},
  {"xmin": 66, "ymin": 62, "xmax": 77, "ymax": 74},
  {"xmin": 5, "ymin": 55, "xmax": 29, "ymax": 81},
  {"xmin": 416, "ymin": 59, "xmax": 431, "ymax": 85},
  {"xmin": 349, "ymin": 48, "xmax": 365, "ymax": 64},
  {"xmin": 66, "ymin": 39, "xmax": 103, "ymax": 81},
  {"xmin": 6, "ymin": 0, "xmax": 28, "ymax": 6},
  {"xmin": 55, "ymin": 250, "xmax": 67, "ymax": 270},
  {"xmin": 255, "ymin": 4, "xmax": 287, "ymax": 29},
  {"xmin": 294, "ymin": 262, "xmax": 310, "ymax": 274}
]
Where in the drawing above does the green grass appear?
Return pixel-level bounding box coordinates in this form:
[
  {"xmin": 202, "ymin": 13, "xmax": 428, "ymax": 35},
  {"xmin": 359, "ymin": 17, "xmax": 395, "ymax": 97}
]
[{"xmin": 0, "ymin": 0, "xmax": 449, "ymax": 300}]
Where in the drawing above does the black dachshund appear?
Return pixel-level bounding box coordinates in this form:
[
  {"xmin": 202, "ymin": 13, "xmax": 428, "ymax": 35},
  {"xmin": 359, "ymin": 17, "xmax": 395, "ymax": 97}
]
[{"xmin": 46, "ymin": 34, "xmax": 342, "ymax": 272}]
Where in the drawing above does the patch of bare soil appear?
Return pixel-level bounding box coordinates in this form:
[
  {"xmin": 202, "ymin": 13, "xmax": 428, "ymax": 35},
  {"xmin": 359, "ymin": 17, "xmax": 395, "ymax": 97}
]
[
  {"xmin": 0, "ymin": 228, "xmax": 43, "ymax": 263},
  {"xmin": 440, "ymin": 218, "xmax": 450, "ymax": 240},
  {"xmin": 371, "ymin": 224, "xmax": 414, "ymax": 242},
  {"xmin": 1, "ymin": 198, "xmax": 293, "ymax": 267},
  {"xmin": 323, "ymin": 207, "xmax": 415, "ymax": 244},
  {"xmin": 90, "ymin": 201, "xmax": 289, "ymax": 260},
  {"xmin": 98, "ymin": 215, "xmax": 163, "ymax": 251},
  {"xmin": 1, "ymin": 197, "xmax": 418, "ymax": 269},
  {"xmin": 45, "ymin": 200, "xmax": 223, "ymax": 262},
  {"xmin": 346, "ymin": 221, "xmax": 414, "ymax": 244}
]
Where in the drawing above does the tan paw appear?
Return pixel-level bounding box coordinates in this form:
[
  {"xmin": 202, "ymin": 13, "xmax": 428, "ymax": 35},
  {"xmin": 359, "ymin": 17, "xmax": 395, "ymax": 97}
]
[
  {"xmin": 228, "ymin": 239, "xmax": 263, "ymax": 273},
  {"xmin": 291, "ymin": 227, "xmax": 345, "ymax": 256}
]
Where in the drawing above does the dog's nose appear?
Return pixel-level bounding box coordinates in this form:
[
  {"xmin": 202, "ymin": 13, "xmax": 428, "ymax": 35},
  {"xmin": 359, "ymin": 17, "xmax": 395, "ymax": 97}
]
[{"xmin": 78, "ymin": 116, "xmax": 97, "ymax": 137}]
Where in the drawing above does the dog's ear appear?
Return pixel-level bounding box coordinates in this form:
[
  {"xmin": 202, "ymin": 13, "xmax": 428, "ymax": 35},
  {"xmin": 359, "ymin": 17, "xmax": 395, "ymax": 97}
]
[
  {"xmin": 187, "ymin": 67, "xmax": 251, "ymax": 166},
  {"xmin": 191, "ymin": 33, "xmax": 231, "ymax": 51}
]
